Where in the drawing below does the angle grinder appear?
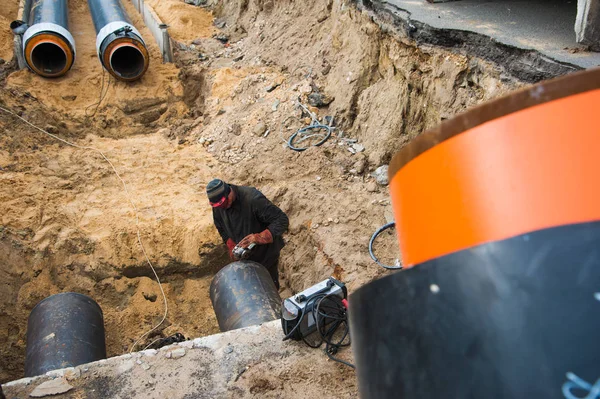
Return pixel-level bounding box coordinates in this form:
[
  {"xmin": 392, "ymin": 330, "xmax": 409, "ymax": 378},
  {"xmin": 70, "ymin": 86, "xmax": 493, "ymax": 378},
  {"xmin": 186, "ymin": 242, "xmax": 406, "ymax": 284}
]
[{"xmin": 232, "ymin": 242, "xmax": 256, "ymax": 260}]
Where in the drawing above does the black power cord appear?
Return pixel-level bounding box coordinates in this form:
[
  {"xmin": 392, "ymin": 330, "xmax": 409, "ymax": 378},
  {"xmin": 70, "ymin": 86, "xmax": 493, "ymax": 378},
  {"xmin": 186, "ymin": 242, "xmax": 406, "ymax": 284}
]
[
  {"xmin": 369, "ymin": 222, "xmax": 402, "ymax": 270},
  {"xmin": 313, "ymin": 295, "xmax": 354, "ymax": 369},
  {"xmin": 282, "ymin": 292, "xmax": 355, "ymax": 369}
]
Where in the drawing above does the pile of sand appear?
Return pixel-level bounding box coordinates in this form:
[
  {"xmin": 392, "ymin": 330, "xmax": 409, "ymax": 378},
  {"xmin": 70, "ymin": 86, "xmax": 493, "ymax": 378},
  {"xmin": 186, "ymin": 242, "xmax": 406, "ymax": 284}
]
[{"xmin": 146, "ymin": 0, "xmax": 216, "ymax": 43}]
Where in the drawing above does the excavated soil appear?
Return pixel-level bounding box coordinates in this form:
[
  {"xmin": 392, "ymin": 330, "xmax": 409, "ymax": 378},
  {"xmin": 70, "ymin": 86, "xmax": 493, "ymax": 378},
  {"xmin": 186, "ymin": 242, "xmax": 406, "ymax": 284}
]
[
  {"xmin": 0, "ymin": 0, "xmax": 534, "ymax": 391},
  {"xmin": 0, "ymin": 1, "xmax": 17, "ymax": 62}
]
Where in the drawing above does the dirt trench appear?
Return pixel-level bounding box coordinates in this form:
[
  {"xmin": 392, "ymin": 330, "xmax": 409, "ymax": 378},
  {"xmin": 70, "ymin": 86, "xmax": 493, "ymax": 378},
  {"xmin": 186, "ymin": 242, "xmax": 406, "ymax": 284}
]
[{"xmin": 0, "ymin": 0, "xmax": 557, "ymax": 388}]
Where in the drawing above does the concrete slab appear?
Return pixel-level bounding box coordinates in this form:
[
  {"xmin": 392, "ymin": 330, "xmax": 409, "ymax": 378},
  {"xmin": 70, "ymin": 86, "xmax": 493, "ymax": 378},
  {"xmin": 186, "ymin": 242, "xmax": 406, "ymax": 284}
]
[
  {"xmin": 384, "ymin": 0, "xmax": 600, "ymax": 68},
  {"xmin": 1, "ymin": 321, "xmax": 357, "ymax": 398}
]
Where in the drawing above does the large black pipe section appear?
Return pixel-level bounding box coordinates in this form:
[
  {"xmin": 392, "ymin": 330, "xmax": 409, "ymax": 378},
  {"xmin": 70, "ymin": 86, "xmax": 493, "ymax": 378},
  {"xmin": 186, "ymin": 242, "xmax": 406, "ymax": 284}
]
[
  {"xmin": 22, "ymin": 0, "xmax": 76, "ymax": 77},
  {"xmin": 210, "ymin": 261, "xmax": 281, "ymax": 332},
  {"xmin": 349, "ymin": 222, "xmax": 600, "ymax": 398},
  {"xmin": 88, "ymin": 0, "xmax": 149, "ymax": 81},
  {"xmin": 25, "ymin": 293, "xmax": 106, "ymax": 377}
]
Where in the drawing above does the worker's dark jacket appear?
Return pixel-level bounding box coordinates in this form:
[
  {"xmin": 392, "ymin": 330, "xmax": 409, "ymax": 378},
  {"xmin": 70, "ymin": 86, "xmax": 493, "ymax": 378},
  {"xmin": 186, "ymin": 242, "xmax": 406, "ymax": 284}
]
[{"xmin": 212, "ymin": 185, "xmax": 289, "ymax": 269}]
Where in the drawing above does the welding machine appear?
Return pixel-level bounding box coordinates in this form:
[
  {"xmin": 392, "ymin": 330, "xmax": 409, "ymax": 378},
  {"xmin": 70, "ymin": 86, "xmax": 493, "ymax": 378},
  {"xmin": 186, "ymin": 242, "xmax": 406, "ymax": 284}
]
[{"xmin": 281, "ymin": 277, "xmax": 347, "ymax": 341}]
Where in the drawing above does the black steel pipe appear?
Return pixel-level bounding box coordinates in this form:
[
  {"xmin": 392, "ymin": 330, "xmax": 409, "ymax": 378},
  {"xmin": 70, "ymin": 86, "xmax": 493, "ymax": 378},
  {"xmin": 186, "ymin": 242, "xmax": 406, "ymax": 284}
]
[
  {"xmin": 349, "ymin": 222, "xmax": 600, "ymax": 398},
  {"xmin": 25, "ymin": 292, "xmax": 106, "ymax": 377},
  {"xmin": 22, "ymin": 0, "xmax": 75, "ymax": 77},
  {"xmin": 88, "ymin": 0, "xmax": 149, "ymax": 81},
  {"xmin": 210, "ymin": 261, "xmax": 282, "ymax": 332}
]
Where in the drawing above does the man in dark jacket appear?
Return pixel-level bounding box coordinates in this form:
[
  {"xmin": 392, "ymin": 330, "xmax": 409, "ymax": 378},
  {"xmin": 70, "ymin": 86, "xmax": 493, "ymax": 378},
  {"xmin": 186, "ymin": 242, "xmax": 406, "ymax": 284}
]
[{"xmin": 207, "ymin": 179, "xmax": 289, "ymax": 289}]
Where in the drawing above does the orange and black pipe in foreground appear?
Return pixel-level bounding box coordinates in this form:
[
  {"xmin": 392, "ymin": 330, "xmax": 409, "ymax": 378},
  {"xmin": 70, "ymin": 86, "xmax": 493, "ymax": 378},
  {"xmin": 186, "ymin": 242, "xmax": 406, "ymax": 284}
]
[
  {"xmin": 349, "ymin": 68, "xmax": 600, "ymax": 398},
  {"xmin": 389, "ymin": 67, "xmax": 600, "ymax": 267}
]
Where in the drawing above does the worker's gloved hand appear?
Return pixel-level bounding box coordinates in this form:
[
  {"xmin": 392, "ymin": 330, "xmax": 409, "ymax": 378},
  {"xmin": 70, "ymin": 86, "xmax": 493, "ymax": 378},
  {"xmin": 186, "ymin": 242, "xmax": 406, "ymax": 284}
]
[
  {"xmin": 226, "ymin": 238, "xmax": 236, "ymax": 259},
  {"xmin": 237, "ymin": 229, "xmax": 273, "ymax": 248}
]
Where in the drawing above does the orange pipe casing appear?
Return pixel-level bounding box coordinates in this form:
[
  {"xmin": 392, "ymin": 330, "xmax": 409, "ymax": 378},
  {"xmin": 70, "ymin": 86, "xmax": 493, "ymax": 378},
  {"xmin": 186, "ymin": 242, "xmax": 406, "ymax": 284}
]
[{"xmin": 390, "ymin": 72, "xmax": 600, "ymax": 267}]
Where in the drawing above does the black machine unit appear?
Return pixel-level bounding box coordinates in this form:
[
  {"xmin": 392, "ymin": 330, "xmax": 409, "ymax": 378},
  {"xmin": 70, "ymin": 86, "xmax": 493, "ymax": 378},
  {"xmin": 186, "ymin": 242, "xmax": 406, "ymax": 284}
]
[{"xmin": 281, "ymin": 277, "xmax": 347, "ymax": 341}]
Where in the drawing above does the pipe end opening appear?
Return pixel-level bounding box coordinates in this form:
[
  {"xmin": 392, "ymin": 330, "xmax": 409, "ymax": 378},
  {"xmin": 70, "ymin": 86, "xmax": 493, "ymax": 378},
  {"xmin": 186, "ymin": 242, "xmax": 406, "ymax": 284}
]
[
  {"xmin": 31, "ymin": 42, "xmax": 67, "ymax": 75},
  {"xmin": 25, "ymin": 33, "xmax": 74, "ymax": 78},
  {"xmin": 109, "ymin": 43, "xmax": 149, "ymax": 81}
]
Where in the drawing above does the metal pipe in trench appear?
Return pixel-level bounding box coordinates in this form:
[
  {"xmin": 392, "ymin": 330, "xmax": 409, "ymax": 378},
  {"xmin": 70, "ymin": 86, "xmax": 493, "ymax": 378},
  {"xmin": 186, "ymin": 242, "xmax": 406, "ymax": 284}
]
[
  {"xmin": 22, "ymin": 0, "xmax": 76, "ymax": 78},
  {"xmin": 88, "ymin": 0, "xmax": 150, "ymax": 81},
  {"xmin": 210, "ymin": 261, "xmax": 282, "ymax": 332},
  {"xmin": 25, "ymin": 292, "xmax": 106, "ymax": 377}
]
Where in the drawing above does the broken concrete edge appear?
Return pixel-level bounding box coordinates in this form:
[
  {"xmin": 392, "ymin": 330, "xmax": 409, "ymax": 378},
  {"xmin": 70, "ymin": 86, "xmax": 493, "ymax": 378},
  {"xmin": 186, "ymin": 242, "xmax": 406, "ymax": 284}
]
[
  {"xmin": 130, "ymin": 0, "xmax": 174, "ymax": 63},
  {"xmin": 354, "ymin": 0, "xmax": 581, "ymax": 83},
  {"xmin": 2, "ymin": 320, "xmax": 355, "ymax": 397},
  {"xmin": 2, "ymin": 324, "xmax": 255, "ymax": 389}
]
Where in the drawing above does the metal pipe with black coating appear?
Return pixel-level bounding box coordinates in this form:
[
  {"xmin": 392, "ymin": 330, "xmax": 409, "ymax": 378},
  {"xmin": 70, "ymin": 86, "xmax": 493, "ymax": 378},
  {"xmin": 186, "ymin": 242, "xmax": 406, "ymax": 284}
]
[
  {"xmin": 210, "ymin": 261, "xmax": 282, "ymax": 332},
  {"xmin": 88, "ymin": 0, "xmax": 149, "ymax": 81},
  {"xmin": 22, "ymin": 0, "xmax": 76, "ymax": 77},
  {"xmin": 350, "ymin": 68, "xmax": 600, "ymax": 398},
  {"xmin": 25, "ymin": 293, "xmax": 106, "ymax": 377}
]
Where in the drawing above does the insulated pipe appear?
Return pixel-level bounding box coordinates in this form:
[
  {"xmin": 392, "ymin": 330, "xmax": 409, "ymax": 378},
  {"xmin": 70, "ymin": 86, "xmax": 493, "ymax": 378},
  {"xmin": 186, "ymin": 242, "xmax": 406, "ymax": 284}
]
[
  {"xmin": 88, "ymin": 0, "xmax": 150, "ymax": 81},
  {"xmin": 25, "ymin": 293, "xmax": 106, "ymax": 377},
  {"xmin": 210, "ymin": 261, "xmax": 281, "ymax": 332},
  {"xmin": 22, "ymin": 0, "xmax": 76, "ymax": 77},
  {"xmin": 349, "ymin": 68, "xmax": 600, "ymax": 398}
]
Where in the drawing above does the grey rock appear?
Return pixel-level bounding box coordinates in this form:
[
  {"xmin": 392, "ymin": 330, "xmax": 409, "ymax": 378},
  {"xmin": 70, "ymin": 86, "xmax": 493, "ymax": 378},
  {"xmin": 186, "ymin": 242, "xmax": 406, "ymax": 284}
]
[
  {"xmin": 214, "ymin": 33, "xmax": 229, "ymax": 43},
  {"xmin": 307, "ymin": 92, "xmax": 334, "ymax": 108},
  {"xmin": 352, "ymin": 143, "xmax": 365, "ymax": 153},
  {"xmin": 265, "ymin": 83, "xmax": 281, "ymax": 92},
  {"xmin": 185, "ymin": 0, "xmax": 207, "ymax": 5},
  {"xmin": 353, "ymin": 158, "xmax": 366, "ymax": 174},
  {"xmin": 366, "ymin": 182, "xmax": 378, "ymax": 193},
  {"xmin": 253, "ymin": 122, "xmax": 267, "ymax": 136},
  {"xmin": 168, "ymin": 347, "xmax": 186, "ymax": 359},
  {"xmin": 30, "ymin": 378, "xmax": 73, "ymax": 397},
  {"xmin": 272, "ymin": 99, "xmax": 280, "ymax": 111},
  {"xmin": 372, "ymin": 165, "xmax": 389, "ymax": 186},
  {"xmin": 229, "ymin": 123, "xmax": 242, "ymax": 136}
]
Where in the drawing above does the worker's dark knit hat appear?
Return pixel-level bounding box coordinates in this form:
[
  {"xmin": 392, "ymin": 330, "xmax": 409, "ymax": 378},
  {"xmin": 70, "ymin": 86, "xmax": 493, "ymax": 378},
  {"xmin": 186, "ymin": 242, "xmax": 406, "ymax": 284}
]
[{"xmin": 206, "ymin": 179, "xmax": 230, "ymax": 202}]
